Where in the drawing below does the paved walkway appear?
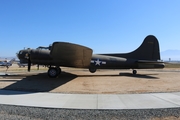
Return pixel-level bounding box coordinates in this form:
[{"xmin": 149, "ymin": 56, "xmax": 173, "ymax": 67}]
[{"xmin": 0, "ymin": 90, "xmax": 180, "ymax": 109}]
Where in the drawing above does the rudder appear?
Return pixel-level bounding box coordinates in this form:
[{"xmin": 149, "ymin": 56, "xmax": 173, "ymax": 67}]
[
  {"xmin": 128, "ymin": 35, "xmax": 160, "ymax": 60},
  {"xmin": 102, "ymin": 35, "xmax": 161, "ymax": 61}
]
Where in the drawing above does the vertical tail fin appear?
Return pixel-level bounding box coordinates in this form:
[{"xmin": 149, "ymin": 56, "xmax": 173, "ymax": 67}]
[
  {"xmin": 127, "ymin": 35, "xmax": 161, "ymax": 60},
  {"xmin": 102, "ymin": 35, "xmax": 161, "ymax": 60}
]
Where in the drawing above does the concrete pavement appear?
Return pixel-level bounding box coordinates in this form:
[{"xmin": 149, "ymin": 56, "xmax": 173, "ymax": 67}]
[{"xmin": 0, "ymin": 90, "xmax": 180, "ymax": 109}]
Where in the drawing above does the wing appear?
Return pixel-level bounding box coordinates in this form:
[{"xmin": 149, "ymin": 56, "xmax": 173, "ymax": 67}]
[{"xmin": 50, "ymin": 42, "xmax": 93, "ymax": 68}]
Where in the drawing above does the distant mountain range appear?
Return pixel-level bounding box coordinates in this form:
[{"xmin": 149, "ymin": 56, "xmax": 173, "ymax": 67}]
[{"xmin": 161, "ymin": 50, "xmax": 180, "ymax": 61}]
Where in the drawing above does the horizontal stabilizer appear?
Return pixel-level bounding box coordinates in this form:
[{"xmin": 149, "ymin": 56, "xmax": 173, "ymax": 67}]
[
  {"xmin": 137, "ymin": 60, "xmax": 165, "ymax": 69},
  {"xmin": 137, "ymin": 60, "xmax": 164, "ymax": 63},
  {"xmin": 50, "ymin": 42, "xmax": 93, "ymax": 68}
]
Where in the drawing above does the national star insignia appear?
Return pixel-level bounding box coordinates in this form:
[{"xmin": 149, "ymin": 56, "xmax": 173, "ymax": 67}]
[
  {"xmin": 91, "ymin": 59, "xmax": 106, "ymax": 66},
  {"xmin": 95, "ymin": 59, "xmax": 101, "ymax": 66}
]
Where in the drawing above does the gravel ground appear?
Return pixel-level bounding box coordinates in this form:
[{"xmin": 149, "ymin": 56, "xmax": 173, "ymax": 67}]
[{"xmin": 0, "ymin": 104, "xmax": 180, "ymax": 120}]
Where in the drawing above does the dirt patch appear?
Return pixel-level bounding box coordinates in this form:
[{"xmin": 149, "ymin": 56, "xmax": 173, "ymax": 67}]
[{"xmin": 0, "ymin": 65, "xmax": 180, "ymax": 94}]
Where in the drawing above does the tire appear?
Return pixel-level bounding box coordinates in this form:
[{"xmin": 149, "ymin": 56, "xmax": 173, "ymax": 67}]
[
  {"xmin": 133, "ymin": 70, "xmax": 137, "ymax": 75},
  {"xmin": 57, "ymin": 67, "xmax": 61, "ymax": 75},
  {"xmin": 48, "ymin": 68, "xmax": 58, "ymax": 78},
  {"xmin": 89, "ymin": 67, "xmax": 96, "ymax": 73}
]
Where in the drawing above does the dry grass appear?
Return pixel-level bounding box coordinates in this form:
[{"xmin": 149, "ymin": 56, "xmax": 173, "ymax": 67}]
[{"xmin": 165, "ymin": 63, "xmax": 180, "ymax": 68}]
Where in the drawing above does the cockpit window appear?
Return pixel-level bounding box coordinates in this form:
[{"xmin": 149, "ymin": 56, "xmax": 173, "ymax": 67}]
[
  {"xmin": 37, "ymin": 46, "xmax": 51, "ymax": 50},
  {"xmin": 19, "ymin": 51, "xmax": 23, "ymax": 54}
]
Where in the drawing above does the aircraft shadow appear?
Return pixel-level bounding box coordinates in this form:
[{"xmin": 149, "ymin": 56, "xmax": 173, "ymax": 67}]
[
  {"xmin": 0, "ymin": 72, "xmax": 77, "ymax": 95},
  {"xmin": 119, "ymin": 73, "xmax": 159, "ymax": 79},
  {"xmin": 0, "ymin": 71, "xmax": 158, "ymax": 95},
  {"xmin": 77, "ymin": 74, "xmax": 121, "ymax": 77},
  {"xmin": 77, "ymin": 73, "xmax": 159, "ymax": 79}
]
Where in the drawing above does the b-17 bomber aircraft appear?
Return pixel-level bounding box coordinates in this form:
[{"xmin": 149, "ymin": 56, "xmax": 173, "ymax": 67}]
[{"xmin": 17, "ymin": 35, "xmax": 165, "ymax": 78}]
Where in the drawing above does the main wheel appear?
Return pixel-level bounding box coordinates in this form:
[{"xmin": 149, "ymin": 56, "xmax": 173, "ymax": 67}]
[
  {"xmin": 56, "ymin": 67, "xmax": 61, "ymax": 75},
  {"xmin": 48, "ymin": 68, "xmax": 58, "ymax": 78},
  {"xmin": 89, "ymin": 67, "xmax": 96, "ymax": 73},
  {"xmin": 133, "ymin": 70, "xmax": 137, "ymax": 75}
]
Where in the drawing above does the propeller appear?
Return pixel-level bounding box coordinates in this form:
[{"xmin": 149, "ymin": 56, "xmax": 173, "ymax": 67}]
[
  {"xmin": 28, "ymin": 56, "xmax": 31, "ymax": 72},
  {"xmin": 37, "ymin": 64, "xmax": 39, "ymax": 70},
  {"xmin": 26, "ymin": 52, "xmax": 31, "ymax": 72}
]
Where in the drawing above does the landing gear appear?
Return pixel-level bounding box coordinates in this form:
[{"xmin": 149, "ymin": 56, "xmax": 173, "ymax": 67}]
[
  {"xmin": 57, "ymin": 67, "xmax": 61, "ymax": 74},
  {"xmin": 132, "ymin": 70, "xmax": 137, "ymax": 75},
  {"xmin": 48, "ymin": 67, "xmax": 61, "ymax": 78},
  {"xmin": 89, "ymin": 67, "xmax": 96, "ymax": 73}
]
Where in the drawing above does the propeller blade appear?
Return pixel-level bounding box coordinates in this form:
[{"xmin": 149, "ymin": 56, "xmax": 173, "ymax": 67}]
[
  {"xmin": 37, "ymin": 64, "xmax": 39, "ymax": 70},
  {"xmin": 28, "ymin": 54, "xmax": 31, "ymax": 72}
]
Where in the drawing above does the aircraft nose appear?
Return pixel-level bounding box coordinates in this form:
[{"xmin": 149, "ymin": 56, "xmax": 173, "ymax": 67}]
[
  {"xmin": 17, "ymin": 50, "xmax": 24, "ymax": 59},
  {"xmin": 17, "ymin": 49, "xmax": 30, "ymax": 59},
  {"xmin": 17, "ymin": 49, "xmax": 30, "ymax": 63}
]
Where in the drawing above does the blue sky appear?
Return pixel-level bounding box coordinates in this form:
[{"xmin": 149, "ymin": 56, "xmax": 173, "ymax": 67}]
[{"xmin": 0, "ymin": 0, "xmax": 180, "ymax": 57}]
